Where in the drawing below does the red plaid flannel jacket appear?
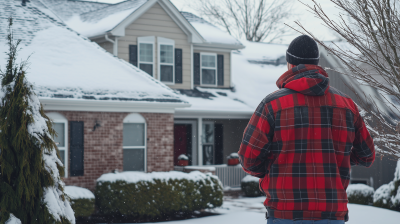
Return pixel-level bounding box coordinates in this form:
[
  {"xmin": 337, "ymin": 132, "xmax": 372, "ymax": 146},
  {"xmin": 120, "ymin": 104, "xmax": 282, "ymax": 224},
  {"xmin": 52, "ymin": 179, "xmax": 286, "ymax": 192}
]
[{"xmin": 238, "ymin": 64, "xmax": 375, "ymax": 221}]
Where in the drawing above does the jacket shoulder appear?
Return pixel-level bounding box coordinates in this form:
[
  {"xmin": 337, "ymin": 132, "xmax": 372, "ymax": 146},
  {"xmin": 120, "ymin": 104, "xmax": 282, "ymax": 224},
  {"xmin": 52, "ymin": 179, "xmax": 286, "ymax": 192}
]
[{"xmin": 261, "ymin": 88, "xmax": 297, "ymax": 105}]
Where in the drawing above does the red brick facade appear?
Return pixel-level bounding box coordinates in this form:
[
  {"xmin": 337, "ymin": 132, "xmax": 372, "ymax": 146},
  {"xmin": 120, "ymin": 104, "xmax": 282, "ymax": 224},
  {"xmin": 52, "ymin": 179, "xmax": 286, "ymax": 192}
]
[{"xmin": 46, "ymin": 111, "xmax": 174, "ymax": 190}]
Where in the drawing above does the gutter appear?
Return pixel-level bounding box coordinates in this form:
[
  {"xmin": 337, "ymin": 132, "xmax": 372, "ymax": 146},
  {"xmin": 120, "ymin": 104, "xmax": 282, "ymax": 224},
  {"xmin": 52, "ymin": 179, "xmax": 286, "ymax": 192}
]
[
  {"xmin": 40, "ymin": 98, "xmax": 191, "ymax": 114},
  {"xmin": 105, "ymin": 34, "xmax": 118, "ymax": 56},
  {"xmin": 193, "ymin": 43, "xmax": 245, "ymax": 51}
]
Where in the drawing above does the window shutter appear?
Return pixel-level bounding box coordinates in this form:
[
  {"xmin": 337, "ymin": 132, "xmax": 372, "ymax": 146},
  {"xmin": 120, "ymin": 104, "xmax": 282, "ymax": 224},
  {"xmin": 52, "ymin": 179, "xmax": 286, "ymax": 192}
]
[
  {"xmin": 217, "ymin": 54, "xmax": 224, "ymax": 86},
  {"xmin": 175, "ymin": 48, "xmax": 183, "ymax": 83},
  {"xmin": 194, "ymin": 53, "xmax": 200, "ymax": 85},
  {"xmin": 129, "ymin": 45, "xmax": 138, "ymax": 67},
  {"xmin": 70, "ymin": 121, "xmax": 84, "ymax": 176}
]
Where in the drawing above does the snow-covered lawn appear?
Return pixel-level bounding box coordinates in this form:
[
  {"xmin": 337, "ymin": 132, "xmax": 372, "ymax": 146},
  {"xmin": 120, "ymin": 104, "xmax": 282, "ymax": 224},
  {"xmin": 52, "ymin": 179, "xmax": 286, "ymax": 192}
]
[{"xmin": 139, "ymin": 197, "xmax": 400, "ymax": 224}]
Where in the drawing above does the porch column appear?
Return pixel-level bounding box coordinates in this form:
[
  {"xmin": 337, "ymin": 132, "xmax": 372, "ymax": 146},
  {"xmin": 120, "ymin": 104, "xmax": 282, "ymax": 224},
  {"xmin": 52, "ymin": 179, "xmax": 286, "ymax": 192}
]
[{"xmin": 198, "ymin": 117, "xmax": 203, "ymax": 165}]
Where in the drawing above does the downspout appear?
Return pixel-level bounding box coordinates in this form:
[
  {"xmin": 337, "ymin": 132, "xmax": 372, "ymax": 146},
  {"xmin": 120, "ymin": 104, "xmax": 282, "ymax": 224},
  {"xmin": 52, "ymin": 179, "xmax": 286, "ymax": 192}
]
[{"xmin": 105, "ymin": 34, "xmax": 118, "ymax": 57}]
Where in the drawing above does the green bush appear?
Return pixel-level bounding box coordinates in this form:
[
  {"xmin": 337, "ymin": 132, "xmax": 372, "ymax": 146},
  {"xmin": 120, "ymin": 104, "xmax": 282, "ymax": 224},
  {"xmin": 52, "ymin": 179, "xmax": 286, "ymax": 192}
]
[
  {"xmin": 95, "ymin": 171, "xmax": 223, "ymax": 218},
  {"xmin": 70, "ymin": 198, "xmax": 95, "ymax": 217},
  {"xmin": 65, "ymin": 186, "xmax": 95, "ymax": 217},
  {"xmin": 241, "ymin": 175, "xmax": 264, "ymax": 197},
  {"xmin": 346, "ymin": 184, "xmax": 374, "ymax": 205}
]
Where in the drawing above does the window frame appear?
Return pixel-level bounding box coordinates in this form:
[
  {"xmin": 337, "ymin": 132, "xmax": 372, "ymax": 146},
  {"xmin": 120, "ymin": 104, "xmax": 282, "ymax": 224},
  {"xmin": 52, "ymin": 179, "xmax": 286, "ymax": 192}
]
[
  {"xmin": 137, "ymin": 36, "xmax": 155, "ymax": 77},
  {"xmin": 157, "ymin": 37, "xmax": 175, "ymax": 85},
  {"xmin": 123, "ymin": 113, "xmax": 147, "ymax": 172},
  {"xmin": 200, "ymin": 52, "xmax": 218, "ymax": 86},
  {"xmin": 46, "ymin": 112, "xmax": 68, "ymax": 177}
]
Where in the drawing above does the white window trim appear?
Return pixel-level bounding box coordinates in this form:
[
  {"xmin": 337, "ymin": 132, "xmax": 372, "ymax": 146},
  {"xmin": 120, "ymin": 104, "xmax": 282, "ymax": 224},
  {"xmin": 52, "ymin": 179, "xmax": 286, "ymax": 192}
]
[
  {"xmin": 138, "ymin": 36, "xmax": 155, "ymax": 77},
  {"xmin": 200, "ymin": 52, "xmax": 218, "ymax": 86},
  {"xmin": 123, "ymin": 113, "xmax": 147, "ymax": 172},
  {"xmin": 46, "ymin": 112, "xmax": 68, "ymax": 178},
  {"xmin": 158, "ymin": 37, "xmax": 175, "ymax": 85}
]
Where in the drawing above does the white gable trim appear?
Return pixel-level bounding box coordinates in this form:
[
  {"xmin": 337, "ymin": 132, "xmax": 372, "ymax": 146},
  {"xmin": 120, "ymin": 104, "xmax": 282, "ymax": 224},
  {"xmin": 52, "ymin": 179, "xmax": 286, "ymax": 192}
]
[
  {"xmin": 110, "ymin": 0, "xmax": 204, "ymax": 44},
  {"xmin": 157, "ymin": 0, "xmax": 204, "ymax": 43},
  {"xmin": 111, "ymin": 0, "xmax": 158, "ymax": 37}
]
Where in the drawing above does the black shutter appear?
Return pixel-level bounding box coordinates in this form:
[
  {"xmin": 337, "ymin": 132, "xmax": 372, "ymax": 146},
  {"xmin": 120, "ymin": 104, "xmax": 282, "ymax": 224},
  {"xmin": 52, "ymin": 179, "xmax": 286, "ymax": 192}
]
[
  {"xmin": 175, "ymin": 48, "xmax": 183, "ymax": 83},
  {"xmin": 217, "ymin": 54, "xmax": 224, "ymax": 86},
  {"xmin": 194, "ymin": 53, "xmax": 200, "ymax": 85},
  {"xmin": 70, "ymin": 121, "xmax": 84, "ymax": 176},
  {"xmin": 129, "ymin": 45, "xmax": 138, "ymax": 67},
  {"xmin": 215, "ymin": 124, "xmax": 224, "ymax": 164}
]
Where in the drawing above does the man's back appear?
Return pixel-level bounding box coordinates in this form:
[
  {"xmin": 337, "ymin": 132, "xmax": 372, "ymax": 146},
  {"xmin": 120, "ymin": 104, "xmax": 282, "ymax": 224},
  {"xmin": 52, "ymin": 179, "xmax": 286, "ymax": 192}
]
[{"xmin": 238, "ymin": 64, "xmax": 375, "ymax": 221}]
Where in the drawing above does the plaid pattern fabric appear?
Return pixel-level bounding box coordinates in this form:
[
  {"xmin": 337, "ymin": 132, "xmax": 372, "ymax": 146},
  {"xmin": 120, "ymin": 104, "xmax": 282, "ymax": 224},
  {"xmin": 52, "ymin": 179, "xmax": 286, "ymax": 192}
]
[{"xmin": 238, "ymin": 64, "xmax": 375, "ymax": 221}]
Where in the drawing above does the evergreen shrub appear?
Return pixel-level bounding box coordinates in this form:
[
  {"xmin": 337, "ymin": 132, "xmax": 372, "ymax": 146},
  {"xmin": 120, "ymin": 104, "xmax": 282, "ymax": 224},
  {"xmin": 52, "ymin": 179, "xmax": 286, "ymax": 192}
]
[
  {"xmin": 241, "ymin": 175, "xmax": 264, "ymax": 197},
  {"xmin": 65, "ymin": 186, "xmax": 95, "ymax": 217},
  {"xmin": 374, "ymin": 160, "xmax": 400, "ymax": 211},
  {"xmin": 95, "ymin": 171, "xmax": 223, "ymax": 218},
  {"xmin": 346, "ymin": 184, "xmax": 374, "ymax": 205}
]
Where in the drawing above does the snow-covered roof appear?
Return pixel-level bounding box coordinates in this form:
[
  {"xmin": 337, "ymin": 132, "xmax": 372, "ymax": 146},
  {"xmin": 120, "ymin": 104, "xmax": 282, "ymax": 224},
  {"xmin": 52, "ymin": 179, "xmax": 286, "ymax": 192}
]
[
  {"xmin": 180, "ymin": 12, "xmax": 242, "ymax": 46},
  {"xmin": 67, "ymin": 0, "xmax": 148, "ymax": 37},
  {"xmin": 176, "ymin": 40, "xmax": 288, "ymax": 116},
  {"xmin": 0, "ymin": 0, "xmax": 186, "ymax": 105},
  {"xmin": 39, "ymin": 0, "xmax": 243, "ymax": 47}
]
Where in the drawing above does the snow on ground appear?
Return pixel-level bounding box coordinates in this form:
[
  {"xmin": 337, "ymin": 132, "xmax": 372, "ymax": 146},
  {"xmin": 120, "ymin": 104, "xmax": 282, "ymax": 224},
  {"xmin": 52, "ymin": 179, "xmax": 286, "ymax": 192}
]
[{"xmin": 138, "ymin": 197, "xmax": 400, "ymax": 224}]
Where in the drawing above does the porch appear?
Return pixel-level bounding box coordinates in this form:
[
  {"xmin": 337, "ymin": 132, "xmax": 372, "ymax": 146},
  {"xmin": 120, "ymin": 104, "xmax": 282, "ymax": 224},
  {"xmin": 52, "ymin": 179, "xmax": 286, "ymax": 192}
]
[{"xmin": 173, "ymin": 117, "xmax": 250, "ymax": 189}]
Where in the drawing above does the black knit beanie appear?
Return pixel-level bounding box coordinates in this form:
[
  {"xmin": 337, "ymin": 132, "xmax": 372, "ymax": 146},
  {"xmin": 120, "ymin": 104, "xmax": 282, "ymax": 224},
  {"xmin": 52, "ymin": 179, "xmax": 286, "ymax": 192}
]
[{"xmin": 286, "ymin": 35, "xmax": 319, "ymax": 65}]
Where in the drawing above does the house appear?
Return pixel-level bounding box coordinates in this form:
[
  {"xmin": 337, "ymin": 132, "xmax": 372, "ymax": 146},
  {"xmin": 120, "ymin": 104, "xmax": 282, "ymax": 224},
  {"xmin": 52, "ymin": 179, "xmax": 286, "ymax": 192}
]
[
  {"xmin": 0, "ymin": 0, "xmax": 189, "ymax": 190},
  {"xmin": 3, "ymin": 0, "xmax": 395, "ymax": 190}
]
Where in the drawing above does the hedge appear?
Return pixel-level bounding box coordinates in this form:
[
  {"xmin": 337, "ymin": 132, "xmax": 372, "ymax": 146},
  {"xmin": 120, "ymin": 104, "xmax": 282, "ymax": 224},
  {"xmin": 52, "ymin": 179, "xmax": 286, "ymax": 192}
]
[
  {"xmin": 346, "ymin": 184, "xmax": 374, "ymax": 205},
  {"xmin": 64, "ymin": 186, "xmax": 95, "ymax": 217},
  {"xmin": 95, "ymin": 171, "xmax": 223, "ymax": 217},
  {"xmin": 241, "ymin": 175, "xmax": 264, "ymax": 197}
]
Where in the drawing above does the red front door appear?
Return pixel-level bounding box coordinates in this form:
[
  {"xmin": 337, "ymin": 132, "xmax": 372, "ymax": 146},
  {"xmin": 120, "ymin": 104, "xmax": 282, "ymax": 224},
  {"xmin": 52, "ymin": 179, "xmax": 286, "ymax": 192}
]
[{"xmin": 174, "ymin": 124, "xmax": 188, "ymax": 166}]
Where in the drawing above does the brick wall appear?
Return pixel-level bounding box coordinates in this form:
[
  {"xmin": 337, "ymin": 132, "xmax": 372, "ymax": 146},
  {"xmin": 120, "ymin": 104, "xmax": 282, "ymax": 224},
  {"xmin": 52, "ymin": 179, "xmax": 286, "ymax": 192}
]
[{"xmin": 46, "ymin": 111, "xmax": 174, "ymax": 191}]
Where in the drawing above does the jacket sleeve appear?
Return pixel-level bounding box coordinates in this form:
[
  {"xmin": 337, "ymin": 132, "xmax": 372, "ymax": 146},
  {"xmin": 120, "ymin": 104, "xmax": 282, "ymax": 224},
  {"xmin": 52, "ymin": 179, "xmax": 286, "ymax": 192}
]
[
  {"xmin": 238, "ymin": 101, "xmax": 274, "ymax": 178},
  {"xmin": 350, "ymin": 108, "xmax": 375, "ymax": 167}
]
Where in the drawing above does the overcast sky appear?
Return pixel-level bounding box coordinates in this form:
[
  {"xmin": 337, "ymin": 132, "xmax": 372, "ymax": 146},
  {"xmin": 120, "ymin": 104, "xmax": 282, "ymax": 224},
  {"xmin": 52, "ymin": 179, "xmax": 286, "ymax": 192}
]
[{"xmin": 83, "ymin": 0, "xmax": 342, "ymax": 44}]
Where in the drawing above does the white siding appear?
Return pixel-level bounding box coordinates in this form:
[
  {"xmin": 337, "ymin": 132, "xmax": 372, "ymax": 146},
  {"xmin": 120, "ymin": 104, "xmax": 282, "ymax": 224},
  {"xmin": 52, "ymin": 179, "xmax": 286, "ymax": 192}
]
[{"xmin": 118, "ymin": 3, "xmax": 192, "ymax": 89}]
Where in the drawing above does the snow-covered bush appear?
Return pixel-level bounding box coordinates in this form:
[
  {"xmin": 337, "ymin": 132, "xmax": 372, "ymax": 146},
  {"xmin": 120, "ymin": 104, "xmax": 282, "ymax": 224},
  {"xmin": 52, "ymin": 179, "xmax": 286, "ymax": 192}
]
[
  {"xmin": 65, "ymin": 186, "xmax": 95, "ymax": 217},
  {"xmin": 346, "ymin": 184, "xmax": 374, "ymax": 205},
  {"xmin": 241, "ymin": 175, "xmax": 264, "ymax": 197},
  {"xmin": 373, "ymin": 160, "xmax": 400, "ymax": 211},
  {"xmin": 95, "ymin": 171, "xmax": 223, "ymax": 217}
]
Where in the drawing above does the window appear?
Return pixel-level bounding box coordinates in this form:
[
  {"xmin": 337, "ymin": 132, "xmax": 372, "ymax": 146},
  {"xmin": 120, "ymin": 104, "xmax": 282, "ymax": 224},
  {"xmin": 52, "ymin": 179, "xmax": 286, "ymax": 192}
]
[
  {"xmin": 123, "ymin": 113, "xmax": 146, "ymax": 171},
  {"xmin": 46, "ymin": 112, "xmax": 68, "ymax": 177},
  {"xmin": 158, "ymin": 37, "xmax": 175, "ymax": 84},
  {"xmin": 201, "ymin": 53, "xmax": 217, "ymax": 85},
  {"xmin": 138, "ymin": 36, "xmax": 155, "ymax": 76}
]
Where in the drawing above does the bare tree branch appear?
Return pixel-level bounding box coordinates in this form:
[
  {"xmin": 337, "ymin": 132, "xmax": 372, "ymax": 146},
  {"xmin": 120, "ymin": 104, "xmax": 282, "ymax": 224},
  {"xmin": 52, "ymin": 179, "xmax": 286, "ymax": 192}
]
[
  {"xmin": 191, "ymin": 0, "xmax": 294, "ymax": 43},
  {"xmin": 287, "ymin": 0, "xmax": 400, "ymax": 159}
]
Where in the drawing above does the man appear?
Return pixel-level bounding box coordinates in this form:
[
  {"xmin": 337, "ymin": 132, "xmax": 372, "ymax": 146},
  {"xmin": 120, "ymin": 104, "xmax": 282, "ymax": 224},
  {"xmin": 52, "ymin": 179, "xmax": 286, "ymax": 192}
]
[{"xmin": 238, "ymin": 35, "xmax": 375, "ymax": 224}]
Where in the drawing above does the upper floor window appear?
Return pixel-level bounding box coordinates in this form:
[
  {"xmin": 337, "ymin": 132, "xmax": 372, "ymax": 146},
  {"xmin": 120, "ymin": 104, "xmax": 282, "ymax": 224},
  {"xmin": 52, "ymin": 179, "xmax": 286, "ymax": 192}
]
[
  {"xmin": 46, "ymin": 112, "xmax": 68, "ymax": 177},
  {"xmin": 138, "ymin": 36, "xmax": 155, "ymax": 76},
  {"xmin": 201, "ymin": 53, "xmax": 217, "ymax": 86},
  {"xmin": 123, "ymin": 113, "xmax": 147, "ymax": 172},
  {"xmin": 158, "ymin": 37, "xmax": 175, "ymax": 84}
]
